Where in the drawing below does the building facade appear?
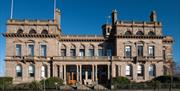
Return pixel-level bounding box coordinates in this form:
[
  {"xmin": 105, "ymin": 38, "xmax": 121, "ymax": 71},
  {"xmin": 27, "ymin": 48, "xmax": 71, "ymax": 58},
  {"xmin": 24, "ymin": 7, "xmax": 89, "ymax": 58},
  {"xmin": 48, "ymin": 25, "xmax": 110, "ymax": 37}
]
[{"xmin": 3, "ymin": 9, "xmax": 174, "ymax": 84}]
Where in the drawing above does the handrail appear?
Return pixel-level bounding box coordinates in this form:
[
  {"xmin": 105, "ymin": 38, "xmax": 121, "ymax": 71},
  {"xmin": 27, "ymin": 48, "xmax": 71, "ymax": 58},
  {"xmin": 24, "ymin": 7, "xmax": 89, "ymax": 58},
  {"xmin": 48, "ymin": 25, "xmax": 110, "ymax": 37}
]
[{"xmin": 5, "ymin": 56, "xmax": 164, "ymax": 61}]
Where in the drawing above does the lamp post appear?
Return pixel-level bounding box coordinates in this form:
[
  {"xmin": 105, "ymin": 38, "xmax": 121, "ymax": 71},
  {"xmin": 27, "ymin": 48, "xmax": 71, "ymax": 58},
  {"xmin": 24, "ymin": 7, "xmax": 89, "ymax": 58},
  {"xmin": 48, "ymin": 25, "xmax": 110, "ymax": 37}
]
[{"xmin": 109, "ymin": 54, "xmax": 114, "ymax": 89}]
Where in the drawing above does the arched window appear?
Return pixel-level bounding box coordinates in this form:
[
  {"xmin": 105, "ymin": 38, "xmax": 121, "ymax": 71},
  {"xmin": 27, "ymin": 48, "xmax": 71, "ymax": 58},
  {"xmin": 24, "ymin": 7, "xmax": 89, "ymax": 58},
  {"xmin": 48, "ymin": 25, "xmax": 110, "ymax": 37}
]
[
  {"xmin": 70, "ymin": 44, "xmax": 76, "ymax": 56},
  {"xmin": 79, "ymin": 44, "xmax": 85, "ymax": 56},
  {"xmin": 88, "ymin": 45, "xmax": 94, "ymax": 56},
  {"xmin": 29, "ymin": 29, "xmax": 37, "ymax": 34},
  {"xmin": 137, "ymin": 64, "xmax": 144, "ymax": 76},
  {"xmin": 98, "ymin": 44, "xmax": 103, "ymax": 56},
  {"xmin": 41, "ymin": 65, "xmax": 48, "ymax": 78},
  {"xmin": 17, "ymin": 29, "xmax": 23, "ymax": 34},
  {"xmin": 16, "ymin": 64, "xmax": 22, "ymax": 77},
  {"xmin": 125, "ymin": 45, "xmax": 131, "ymax": 58},
  {"xmin": 149, "ymin": 64, "xmax": 156, "ymax": 76},
  {"xmin": 29, "ymin": 64, "xmax": 35, "ymax": 77},
  {"xmin": 136, "ymin": 31, "xmax": 144, "ymax": 36},
  {"xmin": 41, "ymin": 29, "xmax": 48, "ymax": 34},
  {"xmin": 61, "ymin": 44, "xmax": 66, "ymax": 56},
  {"xmin": 125, "ymin": 31, "xmax": 132, "ymax": 35},
  {"xmin": 148, "ymin": 31, "xmax": 155, "ymax": 36},
  {"xmin": 126, "ymin": 64, "xmax": 132, "ymax": 76}
]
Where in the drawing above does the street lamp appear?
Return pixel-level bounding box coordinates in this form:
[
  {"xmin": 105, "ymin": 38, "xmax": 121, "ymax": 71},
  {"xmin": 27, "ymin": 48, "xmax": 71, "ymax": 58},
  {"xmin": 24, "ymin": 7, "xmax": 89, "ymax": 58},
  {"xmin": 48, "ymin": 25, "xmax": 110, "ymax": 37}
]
[{"xmin": 109, "ymin": 54, "xmax": 114, "ymax": 89}]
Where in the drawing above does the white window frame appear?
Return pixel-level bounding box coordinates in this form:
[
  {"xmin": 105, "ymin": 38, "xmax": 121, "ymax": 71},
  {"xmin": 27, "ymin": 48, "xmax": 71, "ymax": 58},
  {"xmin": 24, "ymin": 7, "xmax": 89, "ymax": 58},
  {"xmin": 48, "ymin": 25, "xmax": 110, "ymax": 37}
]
[
  {"xmin": 16, "ymin": 64, "xmax": 22, "ymax": 77},
  {"xmin": 28, "ymin": 64, "xmax": 35, "ymax": 77},
  {"xmin": 148, "ymin": 45, "xmax": 155, "ymax": 57},
  {"xmin": 16, "ymin": 44, "xmax": 22, "ymax": 56},
  {"xmin": 126, "ymin": 65, "xmax": 132, "ymax": 76},
  {"xmin": 125, "ymin": 45, "xmax": 131, "ymax": 58},
  {"xmin": 28, "ymin": 44, "xmax": 34, "ymax": 57}
]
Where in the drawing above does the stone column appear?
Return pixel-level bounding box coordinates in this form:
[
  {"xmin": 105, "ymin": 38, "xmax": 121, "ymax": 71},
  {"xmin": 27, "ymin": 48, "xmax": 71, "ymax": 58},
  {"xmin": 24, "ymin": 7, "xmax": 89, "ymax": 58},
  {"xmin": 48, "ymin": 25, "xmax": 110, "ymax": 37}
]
[
  {"xmin": 92, "ymin": 65, "xmax": 94, "ymax": 81},
  {"xmin": 133, "ymin": 64, "xmax": 137, "ymax": 81},
  {"xmin": 47, "ymin": 64, "xmax": 50, "ymax": 78},
  {"xmin": 63, "ymin": 65, "xmax": 66, "ymax": 84},
  {"xmin": 144, "ymin": 63, "xmax": 148, "ymax": 81},
  {"xmin": 60, "ymin": 64, "xmax": 63, "ymax": 79},
  {"xmin": 76, "ymin": 65, "xmax": 79, "ymax": 82},
  {"xmin": 80, "ymin": 64, "xmax": 82, "ymax": 84},
  {"xmin": 108, "ymin": 64, "xmax": 110, "ymax": 79},
  {"xmin": 118, "ymin": 65, "xmax": 121, "ymax": 76},
  {"xmin": 85, "ymin": 71, "xmax": 88, "ymax": 80},
  {"xmin": 53, "ymin": 64, "xmax": 57, "ymax": 77},
  {"xmin": 112, "ymin": 64, "xmax": 116, "ymax": 77},
  {"xmin": 95, "ymin": 65, "xmax": 98, "ymax": 82}
]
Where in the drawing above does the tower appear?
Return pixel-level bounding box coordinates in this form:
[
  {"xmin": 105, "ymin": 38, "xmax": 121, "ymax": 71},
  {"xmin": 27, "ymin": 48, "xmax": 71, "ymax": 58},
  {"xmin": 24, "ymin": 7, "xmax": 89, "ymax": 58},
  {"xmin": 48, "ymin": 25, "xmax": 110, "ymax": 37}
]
[
  {"xmin": 150, "ymin": 10, "xmax": 157, "ymax": 22},
  {"xmin": 55, "ymin": 8, "xmax": 61, "ymax": 27},
  {"xmin": 111, "ymin": 9, "xmax": 118, "ymax": 25}
]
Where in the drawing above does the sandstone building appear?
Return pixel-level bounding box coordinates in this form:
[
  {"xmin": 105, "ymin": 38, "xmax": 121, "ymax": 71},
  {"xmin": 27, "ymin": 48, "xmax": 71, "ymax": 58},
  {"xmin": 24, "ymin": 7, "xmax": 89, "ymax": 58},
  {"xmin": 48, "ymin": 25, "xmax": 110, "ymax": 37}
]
[{"xmin": 3, "ymin": 9, "xmax": 174, "ymax": 84}]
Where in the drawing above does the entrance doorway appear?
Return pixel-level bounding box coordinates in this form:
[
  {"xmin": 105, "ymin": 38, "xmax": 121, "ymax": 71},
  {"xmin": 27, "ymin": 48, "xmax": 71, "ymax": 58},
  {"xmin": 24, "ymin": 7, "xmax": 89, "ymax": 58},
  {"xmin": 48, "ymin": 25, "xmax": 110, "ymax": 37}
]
[
  {"xmin": 97, "ymin": 65, "xmax": 108, "ymax": 84},
  {"xmin": 82, "ymin": 65, "xmax": 92, "ymax": 85},
  {"xmin": 66, "ymin": 65, "xmax": 77, "ymax": 85}
]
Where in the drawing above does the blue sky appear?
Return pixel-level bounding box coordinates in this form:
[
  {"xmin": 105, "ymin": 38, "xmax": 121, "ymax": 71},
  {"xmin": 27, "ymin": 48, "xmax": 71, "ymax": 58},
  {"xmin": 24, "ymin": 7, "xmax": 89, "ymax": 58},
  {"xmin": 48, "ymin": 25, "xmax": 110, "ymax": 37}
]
[{"xmin": 0, "ymin": 0, "xmax": 180, "ymax": 76}]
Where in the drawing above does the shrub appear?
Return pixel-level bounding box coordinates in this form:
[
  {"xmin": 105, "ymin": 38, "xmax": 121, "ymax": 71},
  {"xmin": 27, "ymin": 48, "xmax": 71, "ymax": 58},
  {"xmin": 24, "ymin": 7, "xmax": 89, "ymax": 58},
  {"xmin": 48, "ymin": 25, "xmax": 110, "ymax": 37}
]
[
  {"xmin": 112, "ymin": 76, "xmax": 130, "ymax": 85},
  {"xmin": 112, "ymin": 76, "xmax": 130, "ymax": 89},
  {"xmin": 152, "ymin": 75, "xmax": 180, "ymax": 83},
  {"xmin": 29, "ymin": 80, "xmax": 42, "ymax": 90},
  {"xmin": 40, "ymin": 77, "xmax": 64, "ymax": 89},
  {"xmin": 0, "ymin": 77, "xmax": 13, "ymax": 90},
  {"xmin": 13, "ymin": 83, "xmax": 30, "ymax": 90}
]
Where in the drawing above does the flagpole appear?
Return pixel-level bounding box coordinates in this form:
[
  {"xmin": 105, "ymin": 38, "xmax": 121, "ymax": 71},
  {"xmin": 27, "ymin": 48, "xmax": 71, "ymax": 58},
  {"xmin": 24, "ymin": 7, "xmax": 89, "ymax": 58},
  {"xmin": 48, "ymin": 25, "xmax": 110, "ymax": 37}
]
[
  {"xmin": 10, "ymin": 0, "xmax": 14, "ymax": 19},
  {"xmin": 54, "ymin": 0, "xmax": 56, "ymax": 20}
]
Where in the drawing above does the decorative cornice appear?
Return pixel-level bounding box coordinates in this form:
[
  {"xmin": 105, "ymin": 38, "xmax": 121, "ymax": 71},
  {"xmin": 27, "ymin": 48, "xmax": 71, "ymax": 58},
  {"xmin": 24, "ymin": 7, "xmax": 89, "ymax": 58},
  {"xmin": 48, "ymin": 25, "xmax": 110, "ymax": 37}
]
[
  {"xmin": 2, "ymin": 33, "xmax": 59, "ymax": 38},
  {"xmin": 114, "ymin": 35, "xmax": 164, "ymax": 39},
  {"xmin": 59, "ymin": 38, "xmax": 105, "ymax": 42}
]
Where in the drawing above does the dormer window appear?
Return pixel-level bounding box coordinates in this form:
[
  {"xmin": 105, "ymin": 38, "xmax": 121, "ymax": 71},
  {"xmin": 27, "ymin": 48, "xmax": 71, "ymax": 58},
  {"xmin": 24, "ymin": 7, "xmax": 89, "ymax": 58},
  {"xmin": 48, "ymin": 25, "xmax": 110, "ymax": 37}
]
[
  {"xmin": 148, "ymin": 31, "xmax": 155, "ymax": 36},
  {"xmin": 136, "ymin": 31, "xmax": 144, "ymax": 36},
  {"xmin": 29, "ymin": 29, "xmax": 37, "ymax": 34},
  {"xmin": 125, "ymin": 31, "xmax": 132, "ymax": 36},
  {"xmin": 41, "ymin": 29, "xmax": 48, "ymax": 34},
  {"xmin": 17, "ymin": 29, "xmax": 23, "ymax": 34}
]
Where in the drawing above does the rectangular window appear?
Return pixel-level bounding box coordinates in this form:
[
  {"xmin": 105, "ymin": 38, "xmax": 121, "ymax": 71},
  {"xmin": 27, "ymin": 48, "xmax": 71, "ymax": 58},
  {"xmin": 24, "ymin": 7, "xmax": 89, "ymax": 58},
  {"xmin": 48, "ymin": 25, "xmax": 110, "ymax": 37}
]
[
  {"xmin": 137, "ymin": 65, "xmax": 144, "ymax": 76},
  {"xmin": 148, "ymin": 46, "xmax": 155, "ymax": 57},
  {"xmin": 41, "ymin": 45, "xmax": 47, "ymax": 57},
  {"xmin": 125, "ymin": 46, "xmax": 131, "ymax": 58},
  {"xmin": 137, "ymin": 45, "xmax": 143, "ymax": 57},
  {"xmin": 88, "ymin": 49, "xmax": 94, "ymax": 56},
  {"xmin": 61, "ymin": 49, "xmax": 66, "ymax": 56},
  {"xmin": 16, "ymin": 44, "xmax": 21, "ymax": 56},
  {"xmin": 126, "ymin": 65, "xmax": 131, "ymax": 76},
  {"xmin": 98, "ymin": 49, "xmax": 103, "ymax": 56},
  {"xmin": 107, "ymin": 49, "xmax": 112, "ymax": 56},
  {"xmin": 163, "ymin": 50, "xmax": 166, "ymax": 60},
  {"xmin": 79, "ymin": 49, "xmax": 85, "ymax": 56},
  {"xmin": 28, "ymin": 45, "xmax": 34, "ymax": 57},
  {"xmin": 70, "ymin": 49, "xmax": 76, "ymax": 56}
]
